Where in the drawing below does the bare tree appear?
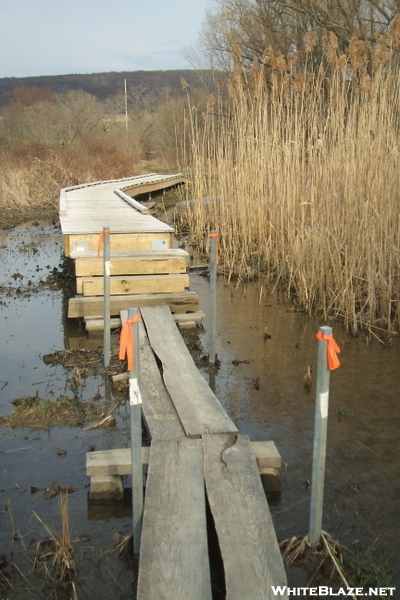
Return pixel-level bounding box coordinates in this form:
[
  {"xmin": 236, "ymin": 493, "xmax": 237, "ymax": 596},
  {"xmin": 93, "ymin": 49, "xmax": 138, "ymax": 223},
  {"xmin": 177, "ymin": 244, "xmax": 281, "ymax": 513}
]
[{"xmin": 197, "ymin": 0, "xmax": 400, "ymax": 68}]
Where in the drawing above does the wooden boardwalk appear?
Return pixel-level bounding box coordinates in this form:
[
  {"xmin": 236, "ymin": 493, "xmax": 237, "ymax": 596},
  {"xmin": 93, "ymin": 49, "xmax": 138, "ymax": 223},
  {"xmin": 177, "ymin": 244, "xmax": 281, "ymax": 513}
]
[
  {"xmin": 59, "ymin": 173, "xmax": 202, "ymax": 322},
  {"xmin": 135, "ymin": 307, "xmax": 287, "ymax": 599},
  {"xmin": 60, "ymin": 176, "xmax": 288, "ymax": 599}
]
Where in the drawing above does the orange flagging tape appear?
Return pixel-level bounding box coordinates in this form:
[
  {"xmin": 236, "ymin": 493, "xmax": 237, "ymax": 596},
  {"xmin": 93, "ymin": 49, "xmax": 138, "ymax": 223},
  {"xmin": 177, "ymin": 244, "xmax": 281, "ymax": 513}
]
[
  {"xmin": 119, "ymin": 314, "xmax": 141, "ymax": 372},
  {"xmin": 315, "ymin": 331, "xmax": 341, "ymax": 370},
  {"xmin": 97, "ymin": 229, "xmax": 111, "ymax": 257},
  {"xmin": 208, "ymin": 232, "xmax": 219, "ymax": 265}
]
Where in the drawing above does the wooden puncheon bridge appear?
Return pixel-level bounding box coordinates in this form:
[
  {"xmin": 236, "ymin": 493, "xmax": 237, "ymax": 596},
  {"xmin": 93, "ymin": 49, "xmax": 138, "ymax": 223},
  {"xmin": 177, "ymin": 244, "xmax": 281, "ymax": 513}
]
[{"xmin": 59, "ymin": 175, "xmax": 288, "ymax": 599}]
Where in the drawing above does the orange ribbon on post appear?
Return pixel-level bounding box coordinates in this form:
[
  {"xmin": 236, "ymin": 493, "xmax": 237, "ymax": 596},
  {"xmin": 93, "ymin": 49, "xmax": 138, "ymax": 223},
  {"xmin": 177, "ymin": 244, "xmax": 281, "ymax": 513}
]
[
  {"xmin": 315, "ymin": 331, "xmax": 341, "ymax": 370},
  {"xmin": 209, "ymin": 232, "xmax": 219, "ymax": 265},
  {"xmin": 98, "ymin": 229, "xmax": 111, "ymax": 257},
  {"xmin": 119, "ymin": 314, "xmax": 141, "ymax": 372}
]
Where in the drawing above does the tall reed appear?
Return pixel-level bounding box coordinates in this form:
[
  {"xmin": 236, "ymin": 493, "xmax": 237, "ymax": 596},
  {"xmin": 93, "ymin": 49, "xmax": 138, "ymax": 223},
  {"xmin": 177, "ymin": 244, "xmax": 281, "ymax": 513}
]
[{"xmin": 181, "ymin": 34, "xmax": 400, "ymax": 334}]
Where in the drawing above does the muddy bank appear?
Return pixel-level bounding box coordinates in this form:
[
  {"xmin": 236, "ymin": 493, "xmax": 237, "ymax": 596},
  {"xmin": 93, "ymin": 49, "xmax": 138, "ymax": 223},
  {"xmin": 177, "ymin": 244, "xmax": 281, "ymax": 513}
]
[{"xmin": 0, "ymin": 208, "xmax": 59, "ymax": 230}]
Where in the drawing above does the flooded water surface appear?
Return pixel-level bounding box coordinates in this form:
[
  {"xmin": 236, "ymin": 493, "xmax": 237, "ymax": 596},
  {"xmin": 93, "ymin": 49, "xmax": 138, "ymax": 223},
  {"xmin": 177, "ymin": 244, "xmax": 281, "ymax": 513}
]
[{"xmin": 0, "ymin": 223, "xmax": 399, "ymax": 597}]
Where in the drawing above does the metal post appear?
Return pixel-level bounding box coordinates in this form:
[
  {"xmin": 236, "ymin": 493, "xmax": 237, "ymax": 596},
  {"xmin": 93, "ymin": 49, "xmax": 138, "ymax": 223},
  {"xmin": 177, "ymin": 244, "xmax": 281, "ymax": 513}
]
[
  {"xmin": 309, "ymin": 325, "xmax": 332, "ymax": 544},
  {"xmin": 209, "ymin": 231, "xmax": 217, "ymax": 364},
  {"xmin": 103, "ymin": 227, "xmax": 111, "ymax": 368},
  {"xmin": 128, "ymin": 308, "xmax": 143, "ymax": 555}
]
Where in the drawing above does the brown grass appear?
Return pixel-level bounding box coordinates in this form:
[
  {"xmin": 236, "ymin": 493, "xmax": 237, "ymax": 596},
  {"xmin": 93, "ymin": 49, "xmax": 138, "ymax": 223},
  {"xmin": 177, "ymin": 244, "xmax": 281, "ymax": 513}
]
[
  {"xmin": 0, "ymin": 138, "xmax": 140, "ymax": 210},
  {"xmin": 33, "ymin": 495, "xmax": 77, "ymax": 599},
  {"xmin": 181, "ymin": 34, "xmax": 400, "ymax": 334}
]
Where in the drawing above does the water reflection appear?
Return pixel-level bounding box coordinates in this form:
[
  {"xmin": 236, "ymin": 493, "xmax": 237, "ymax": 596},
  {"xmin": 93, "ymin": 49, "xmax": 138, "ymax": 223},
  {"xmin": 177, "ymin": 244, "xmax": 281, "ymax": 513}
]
[{"xmin": 190, "ymin": 274, "xmax": 400, "ymax": 584}]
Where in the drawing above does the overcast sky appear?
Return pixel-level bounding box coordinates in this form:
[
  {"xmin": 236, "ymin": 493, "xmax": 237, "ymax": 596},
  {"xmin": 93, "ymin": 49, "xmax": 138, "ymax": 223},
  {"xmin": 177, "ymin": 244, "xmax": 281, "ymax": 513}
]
[{"xmin": 0, "ymin": 0, "xmax": 211, "ymax": 78}]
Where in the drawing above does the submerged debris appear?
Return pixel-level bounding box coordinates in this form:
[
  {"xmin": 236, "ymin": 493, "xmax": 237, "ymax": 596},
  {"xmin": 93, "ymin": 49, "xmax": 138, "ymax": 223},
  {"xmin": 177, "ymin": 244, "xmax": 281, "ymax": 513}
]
[{"xmin": 42, "ymin": 480, "xmax": 76, "ymax": 500}]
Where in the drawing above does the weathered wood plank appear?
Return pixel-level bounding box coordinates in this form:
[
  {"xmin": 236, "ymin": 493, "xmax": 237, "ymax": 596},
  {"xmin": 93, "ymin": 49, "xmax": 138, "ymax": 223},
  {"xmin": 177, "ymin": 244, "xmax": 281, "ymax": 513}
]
[
  {"xmin": 68, "ymin": 291, "xmax": 200, "ymax": 318},
  {"xmin": 250, "ymin": 441, "xmax": 282, "ymax": 469},
  {"xmin": 74, "ymin": 253, "xmax": 188, "ymax": 277},
  {"xmin": 203, "ymin": 434, "xmax": 287, "ymax": 600},
  {"xmin": 141, "ymin": 305, "xmax": 237, "ymax": 437},
  {"xmin": 137, "ymin": 439, "xmax": 212, "ymax": 600},
  {"xmin": 80, "ymin": 273, "xmax": 190, "ymax": 296},
  {"xmin": 174, "ymin": 310, "xmax": 205, "ymax": 323},
  {"xmin": 84, "ymin": 310, "xmax": 205, "ymax": 332},
  {"xmin": 86, "ymin": 441, "xmax": 281, "ymax": 477},
  {"xmin": 86, "ymin": 447, "xmax": 150, "ymax": 477},
  {"xmin": 138, "ymin": 321, "xmax": 186, "ymax": 441},
  {"xmin": 84, "ymin": 317, "xmax": 121, "ymax": 331}
]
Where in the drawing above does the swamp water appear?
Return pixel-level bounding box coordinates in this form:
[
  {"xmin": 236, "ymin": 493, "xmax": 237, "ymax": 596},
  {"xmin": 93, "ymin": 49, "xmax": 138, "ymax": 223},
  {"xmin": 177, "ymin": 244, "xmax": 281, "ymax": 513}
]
[{"xmin": 0, "ymin": 222, "xmax": 399, "ymax": 598}]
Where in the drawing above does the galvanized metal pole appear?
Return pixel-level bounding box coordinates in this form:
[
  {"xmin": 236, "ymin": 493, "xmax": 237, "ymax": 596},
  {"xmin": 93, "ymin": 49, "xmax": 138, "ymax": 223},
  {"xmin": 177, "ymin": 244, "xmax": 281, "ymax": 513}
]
[
  {"xmin": 209, "ymin": 231, "xmax": 217, "ymax": 365},
  {"xmin": 128, "ymin": 308, "xmax": 143, "ymax": 555},
  {"xmin": 309, "ymin": 325, "xmax": 332, "ymax": 544},
  {"xmin": 103, "ymin": 227, "xmax": 111, "ymax": 368}
]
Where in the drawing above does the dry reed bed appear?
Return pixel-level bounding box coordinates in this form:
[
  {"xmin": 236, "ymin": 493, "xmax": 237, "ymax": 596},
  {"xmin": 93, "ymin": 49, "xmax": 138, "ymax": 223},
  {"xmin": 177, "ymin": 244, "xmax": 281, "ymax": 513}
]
[
  {"xmin": 0, "ymin": 140, "xmax": 139, "ymax": 210},
  {"xmin": 181, "ymin": 34, "xmax": 400, "ymax": 334}
]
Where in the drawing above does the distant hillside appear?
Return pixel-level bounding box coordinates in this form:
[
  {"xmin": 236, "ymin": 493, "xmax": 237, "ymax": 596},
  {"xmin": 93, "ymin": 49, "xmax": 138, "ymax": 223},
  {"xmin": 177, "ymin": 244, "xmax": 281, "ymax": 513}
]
[{"xmin": 0, "ymin": 70, "xmax": 214, "ymax": 107}]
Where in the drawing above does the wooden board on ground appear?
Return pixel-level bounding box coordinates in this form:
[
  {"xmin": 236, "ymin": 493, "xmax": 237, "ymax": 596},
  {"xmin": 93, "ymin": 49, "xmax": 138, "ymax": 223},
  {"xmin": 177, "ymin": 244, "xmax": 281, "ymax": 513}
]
[
  {"xmin": 68, "ymin": 291, "xmax": 200, "ymax": 318},
  {"xmin": 74, "ymin": 249, "xmax": 188, "ymax": 277},
  {"xmin": 79, "ymin": 273, "xmax": 189, "ymax": 296},
  {"xmin": 141, "ymin": 305, "xmax": 238, "ymax": 438},
  {"xmin": 203, "ymin": 434, "xmax": 287, "ymax": 600},
  {"xmin": 137, "ymin": 438, "xmax": 212, "ymax": 600}
]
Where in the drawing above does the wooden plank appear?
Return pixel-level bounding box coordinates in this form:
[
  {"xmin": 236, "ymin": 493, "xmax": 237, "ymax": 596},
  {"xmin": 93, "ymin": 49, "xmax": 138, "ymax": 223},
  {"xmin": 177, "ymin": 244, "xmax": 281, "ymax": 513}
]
[
  {"xmin": 68, "ymin": 291, "xmax": 200, "ymax": 318},
  {"xmin": 70, "ymin": 249, "xmax": 189, "ymax": 260},
  {"xmin": 138, "ymin": 321, "xmax": 186, "ymax": 441},
  {"xmin": 64, "ymin": 232, "xmax": 173, "ymax": 257},
  {"xmin": 78, "ymin": 256, "xmax": 187, "ymax": 277},
  {"xmin": 251, "ymin": 441, "xmax": 281, "ymax": 469},
  {"xmin": 84, "ymin": 310, "xmax": 205, "ymax": 332},
  {"xmin": 75, "ymin": 256, "xmax": 187, "ymax": 277},
  {"xmin": 141, "ymin": 305, "xmax": 237, "ymax": 437},
  {"xmin": 173, "ymin": 310, "xmax": 205, "ymax": 323},
  {"xmin": 80, "ymin": 273, "xmax": 190, "ymax": 296},
  {"xmin": 178, "ymin": 321, "xmax": 197, "ymax": 329},
  {"xmin": 137, "ymin": 439, "xmax": 212, "ymax": 600},
  {"xmin": 86, "ymin": 441, "xmax": 281, "ymax": 477},
  {"xmin": 84, "ymin": 317, "xmax": 120, "ymax": 331},
  {"xmin": 73, "ymin": 249, "xmax": 188, "ymax": 277},
  {"xmin": 86, "ymin": 447, "xmax": 150, "ymax": 477},
  {"xmin": 203, "ymin": 434, "xmax": 287, "ymax": 600}
]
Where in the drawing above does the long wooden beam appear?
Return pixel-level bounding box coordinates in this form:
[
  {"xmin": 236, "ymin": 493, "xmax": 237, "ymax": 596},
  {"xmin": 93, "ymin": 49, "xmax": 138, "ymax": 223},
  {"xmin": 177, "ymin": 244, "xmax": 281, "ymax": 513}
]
[
  {"xmin": 203, "ymin": 434, "xmax": 287, "ymax": 599},
  {"xmin": 141, "ymin": 305, "xmax": 238, "ymax": 437},
  {"xmin": 68, "ymin": 291, "xmax": 200, "ymax": 318}
]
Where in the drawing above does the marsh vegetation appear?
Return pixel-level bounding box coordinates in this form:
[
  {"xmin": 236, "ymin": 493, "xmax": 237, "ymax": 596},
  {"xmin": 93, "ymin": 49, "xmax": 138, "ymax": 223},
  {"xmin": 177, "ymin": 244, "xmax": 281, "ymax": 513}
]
[{"xmin": 180, "ymin": 31, "xmax": 400, "ymax": 336}]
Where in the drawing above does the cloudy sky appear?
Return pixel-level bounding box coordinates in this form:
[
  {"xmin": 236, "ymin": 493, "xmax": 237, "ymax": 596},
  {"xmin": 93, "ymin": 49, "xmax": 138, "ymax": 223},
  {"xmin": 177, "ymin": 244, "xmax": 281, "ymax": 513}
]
[{"xmin": 0, "ymin": 0, "xmax": 212, "ymax": 78}]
